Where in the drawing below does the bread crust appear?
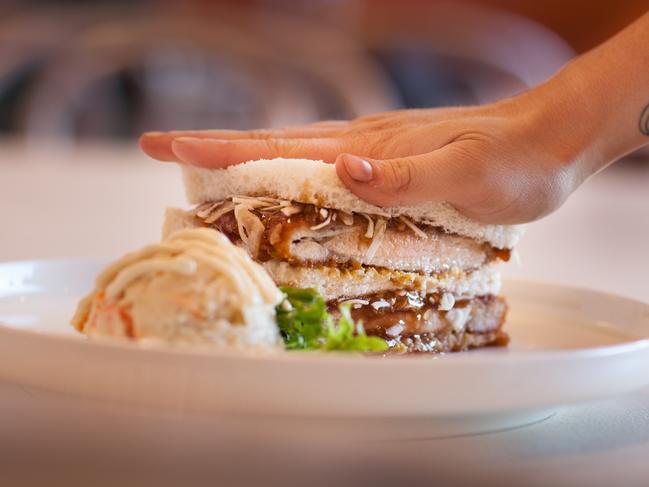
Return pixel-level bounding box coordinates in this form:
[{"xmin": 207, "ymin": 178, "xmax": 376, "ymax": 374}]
[{"xmin": 181, "ymin": 159, "xmax": 524, "ymax": 249}]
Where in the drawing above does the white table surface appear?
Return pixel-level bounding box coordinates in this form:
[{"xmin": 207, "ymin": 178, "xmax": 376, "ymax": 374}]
[{"xmin": 1, "ymin": 142, "xmax": 649, "ymax": 486}]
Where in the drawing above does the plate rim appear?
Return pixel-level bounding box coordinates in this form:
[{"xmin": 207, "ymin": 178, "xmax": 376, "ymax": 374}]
[{"xmin": 1, "ymin": 258, "xmax": 649, "ymax": 366}]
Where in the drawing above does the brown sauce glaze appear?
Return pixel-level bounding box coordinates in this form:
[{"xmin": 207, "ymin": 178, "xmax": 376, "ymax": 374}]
[
  {"xmin": 385, "ymin": 329, "xmax": 509, "ymax": 353},
  {"xmin": 201, "ymin": 204, "xmax": 511, "ymax": 269},
  {"xmin": 329, "ymin": 294, "xmax": 508, "ymax": 353}
]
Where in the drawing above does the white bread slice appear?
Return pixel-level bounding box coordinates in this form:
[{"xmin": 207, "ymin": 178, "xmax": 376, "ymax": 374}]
[
  {"xmin": 181, "ymin": 159, "xmax": 524, "ymax": 249},
  {"xmin": 162, "ymin": 207, "xmax": 501, "ymax": 300},
  {"xmin": 262, "ymin": 260, "xmax": 501, "ymax": 301}
]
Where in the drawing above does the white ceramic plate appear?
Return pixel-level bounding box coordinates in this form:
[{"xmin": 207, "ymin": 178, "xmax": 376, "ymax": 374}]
[{"xmin": 1, "ymin": 259, "xmax": 649, "ymax": 426}]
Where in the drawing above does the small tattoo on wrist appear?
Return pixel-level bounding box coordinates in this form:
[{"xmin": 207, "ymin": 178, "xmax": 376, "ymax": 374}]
[{"xmin": 640, "ymin": 103, "xmax": 649, "ymax": 136}]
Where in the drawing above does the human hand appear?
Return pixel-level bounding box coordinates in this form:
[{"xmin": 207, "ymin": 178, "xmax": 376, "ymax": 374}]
[{"xmin": 141, "ymin": 95, "xmax": 588, "ymax": 224}]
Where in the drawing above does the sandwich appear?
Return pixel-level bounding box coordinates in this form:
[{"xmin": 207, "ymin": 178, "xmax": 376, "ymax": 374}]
[{"xmin": 163, "ymin": 158, "xmax": 523, "ymax": 353}]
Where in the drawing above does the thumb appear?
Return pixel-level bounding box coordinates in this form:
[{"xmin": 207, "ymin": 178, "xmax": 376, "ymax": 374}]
[{"xmin": 335, "ymin": 148, "xmax": 462, "ymax": 207}]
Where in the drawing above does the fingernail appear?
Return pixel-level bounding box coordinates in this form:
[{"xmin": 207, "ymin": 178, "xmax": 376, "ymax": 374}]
[
  {"xmin": 344, "ymin": 155, "xmax": 373, "ymax": 182},
  {"xmin": 170, "ymin": 137, "xmax": 198, "ymax": 156}
]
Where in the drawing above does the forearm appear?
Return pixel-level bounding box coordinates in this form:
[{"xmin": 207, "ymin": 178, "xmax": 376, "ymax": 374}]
[{"xmin": 538, "ymin": 12, "xmax": 649, "ymax": 175}]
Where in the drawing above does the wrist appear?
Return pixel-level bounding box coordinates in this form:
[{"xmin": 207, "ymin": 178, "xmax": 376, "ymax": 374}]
[
  {"xmin": 539, "ymin": 14, "xmax": 649, "ymax": 168},
  {"xmin": 540, "ymin": 61, "xmax": 608, "ymax": 173},
  {"xmin": 506, "ymin": 66, "xmax": 603, "ymax": 183}
]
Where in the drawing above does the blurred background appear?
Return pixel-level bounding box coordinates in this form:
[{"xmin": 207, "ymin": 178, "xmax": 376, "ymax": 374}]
[
  {"xmin": 0, "ymin": 0, "xmax": 647, "ymax": 141},
  {"xmin": 1, "ymin": 0, "xmax": 648, "ymax": 300}
]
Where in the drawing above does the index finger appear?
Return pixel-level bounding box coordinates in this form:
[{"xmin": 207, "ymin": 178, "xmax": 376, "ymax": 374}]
[{"xmin": 139, "ymin": 121, "xmax": 349, "ymax": 162}]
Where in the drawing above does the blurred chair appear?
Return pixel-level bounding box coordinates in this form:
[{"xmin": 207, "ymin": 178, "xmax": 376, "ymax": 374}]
[
  {"xmin": 16, "ymin": 5, "xmax": 399, "ymax": 141},
  {"xmin": 6, "ymin": 1, "xmax": 578, "ymax": 142},
  {"xmin": 0, "ymin": 7, "xmax": 82, "ymax": 133},
  {"xmin": 19, "ymin": 15, "xmax": 314, "ymax": 139},
  {"xmin": 357, "ymin": 1, "xmax": 576, "ymax": 106},
  {"xmin": 0, "ymin": 4, "xmax": 138, "ymax": 134},
  {"xmin": 238, "ymin": 6, "xmax": 401, "ymax": 117}
]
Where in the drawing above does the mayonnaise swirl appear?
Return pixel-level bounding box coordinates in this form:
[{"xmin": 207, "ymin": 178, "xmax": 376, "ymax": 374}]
[{"xmin": 72, "ymin": 228, "xmax": 283, "ymax": 331}]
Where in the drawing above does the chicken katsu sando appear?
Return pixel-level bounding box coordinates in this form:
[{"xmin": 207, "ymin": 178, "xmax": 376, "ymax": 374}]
[{"xmin": 163, "ymin": 158, "xmax": 524, "ymax": 353}]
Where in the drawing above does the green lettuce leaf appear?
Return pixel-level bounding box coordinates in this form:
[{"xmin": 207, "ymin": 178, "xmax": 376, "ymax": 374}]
[{"xmin": 275, "ymin": 287, "xmax": 388, "ymax": 352}]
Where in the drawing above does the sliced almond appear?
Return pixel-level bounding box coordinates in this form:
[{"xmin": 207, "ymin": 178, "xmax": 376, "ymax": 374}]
[
  {"xmin": 371, "ymin": 299, "xmax": 391, "ymax": 310},
  {"xmin": 233, "ymin": 205, "xmax": 265, "ymax": 258},
  {"xmin": 280, "ymin": 205, "xmax": 303, "ymax": 216},
  {"xmin": 360, "ymin": 213, "xmax": 374, "ymax": 238},
  {"xmin": 310, "ymin": 214, "xmax": 332, "ymax": 230},
  {"xmin": 233, "ymin": 195, "xmax": 279, "ymax": 204},
  {"xmin": 195, "ymin": 201, "xmax": 223, "ymax": 219},
  {"xmin": 204, "ymin": 201, "xmax": 236, "ymax": 224},
  {"xmin": 399, "ymin": 216, "xmax": 428, "ymax": 239},
  {"xmin": 260, "ymin": 205, "xmax": 288, "ymax": 212},
  {"xmin": 438, "ymin": 293, "xmax": 456, "ymax": 311},
  {"xmin": 365, "ymin": 217, "xmax": 387, "ymax": 261},
  {"xmin": 339, "ymin": 211, "xmax": 354, "ymax": 226},
  {"xmin": 231, "ymin": 195, "xmax": 281, "ymax": 209},
  {"xmin": 341, "ymin": 299, "xmax": 369, "ymax": 308}
]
